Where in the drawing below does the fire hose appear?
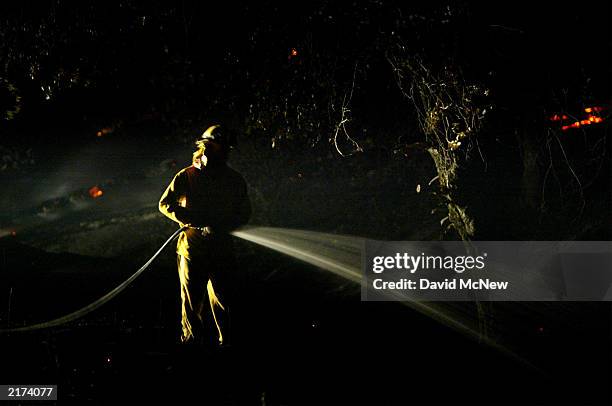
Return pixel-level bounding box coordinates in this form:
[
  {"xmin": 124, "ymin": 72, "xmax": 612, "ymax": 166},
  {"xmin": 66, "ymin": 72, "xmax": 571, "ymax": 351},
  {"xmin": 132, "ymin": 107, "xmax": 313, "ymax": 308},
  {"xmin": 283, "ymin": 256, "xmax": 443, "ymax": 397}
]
[{"xmin": 0, "ymin": 225, "xmax": 188, "ymax": 333}]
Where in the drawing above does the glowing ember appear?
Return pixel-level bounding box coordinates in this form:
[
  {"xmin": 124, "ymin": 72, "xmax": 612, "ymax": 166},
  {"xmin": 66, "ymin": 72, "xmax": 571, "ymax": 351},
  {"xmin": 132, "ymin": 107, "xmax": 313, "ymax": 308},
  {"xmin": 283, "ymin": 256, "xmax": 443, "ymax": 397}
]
[
  {"xmin": 590, "ymin": 116, "xmax": 603, "ymax": 123},
  {"xmin": 549, "ymin": 114, "xmax": 568, "ymax": 121},
  {"xmin": 561, "ymin": 114, "xmax": 605, "ymax": 131},
  {"xmin": 288, "ymin": 48, "xmax": 299, "ymax": 60},
  {"xmin": 88, "ymin": 186, "xmax": 104, "ymax": 198},
  {"xmin": 96, "ymin": 127, "xmax": 113, "ymax": 137},
  {"xmin": 551, "ymin": 106, "xmax": 607, "ymax": 131}
]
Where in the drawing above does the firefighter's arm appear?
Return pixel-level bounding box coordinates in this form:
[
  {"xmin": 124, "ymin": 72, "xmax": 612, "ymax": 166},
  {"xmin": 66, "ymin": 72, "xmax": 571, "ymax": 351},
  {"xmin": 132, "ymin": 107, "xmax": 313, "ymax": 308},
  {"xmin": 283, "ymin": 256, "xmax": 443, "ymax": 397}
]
[{"xmin": 158, "ymin": 171, "xmax": 192, "ymax": 226}]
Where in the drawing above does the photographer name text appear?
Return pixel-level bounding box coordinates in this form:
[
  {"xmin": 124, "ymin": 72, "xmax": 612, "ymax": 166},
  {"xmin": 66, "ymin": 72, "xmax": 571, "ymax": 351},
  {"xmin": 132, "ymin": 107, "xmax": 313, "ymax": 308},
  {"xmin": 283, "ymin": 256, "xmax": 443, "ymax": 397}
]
[{"xmin": 372, "ymin": 278, "xmax": 508, "ymax": 291}]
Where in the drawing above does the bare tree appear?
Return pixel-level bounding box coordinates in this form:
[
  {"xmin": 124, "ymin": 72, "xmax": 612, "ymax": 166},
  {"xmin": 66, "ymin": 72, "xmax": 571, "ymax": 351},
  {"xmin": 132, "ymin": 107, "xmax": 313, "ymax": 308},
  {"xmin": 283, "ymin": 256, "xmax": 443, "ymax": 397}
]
[{"xmin": 388, "ymin": 48, "xmax": 491, "ymax": 241}]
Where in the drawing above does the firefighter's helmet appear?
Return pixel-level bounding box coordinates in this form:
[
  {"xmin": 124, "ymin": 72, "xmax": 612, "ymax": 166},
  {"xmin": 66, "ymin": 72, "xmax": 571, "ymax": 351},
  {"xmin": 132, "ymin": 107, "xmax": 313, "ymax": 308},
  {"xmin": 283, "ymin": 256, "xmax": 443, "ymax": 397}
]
[{"xmin": 196, "ymin": 125, "xmax": 234, "ymax": 149}]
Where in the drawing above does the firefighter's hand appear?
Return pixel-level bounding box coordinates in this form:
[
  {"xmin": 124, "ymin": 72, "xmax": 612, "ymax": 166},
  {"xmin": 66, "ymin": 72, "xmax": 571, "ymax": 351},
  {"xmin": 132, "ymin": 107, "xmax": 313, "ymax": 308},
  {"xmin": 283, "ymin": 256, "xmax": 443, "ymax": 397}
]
[{"xmin": 183, "ymin": 224, "xmax": 211, "ymax": 234}]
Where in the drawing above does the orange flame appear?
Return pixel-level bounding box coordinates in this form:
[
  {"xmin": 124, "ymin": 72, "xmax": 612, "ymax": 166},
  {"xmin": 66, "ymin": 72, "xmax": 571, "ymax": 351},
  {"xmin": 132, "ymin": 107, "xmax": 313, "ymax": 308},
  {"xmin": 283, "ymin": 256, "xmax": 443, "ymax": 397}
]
[
  {"xmin": 556, "ymin": 106, "xmax": 606, "ymax": 131},
  {"xmin": 561, "ymin": 115, "xmax": 605, "ymax": 131},
  {"xmin": 89, "ymin": 186, "xmax": 104, "ymax": 198},
  {"xmin": 584, "ymin": 106, "xmax": 604, "ymax": 113}
]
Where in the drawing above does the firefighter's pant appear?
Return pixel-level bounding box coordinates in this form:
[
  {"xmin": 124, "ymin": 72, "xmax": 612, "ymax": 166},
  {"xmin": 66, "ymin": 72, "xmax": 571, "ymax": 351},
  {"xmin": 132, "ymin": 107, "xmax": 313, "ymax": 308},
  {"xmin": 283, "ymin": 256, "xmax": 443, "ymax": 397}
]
[{"xmin": 177, "ymin": 254, "xmax": 233, "ymax": 344}]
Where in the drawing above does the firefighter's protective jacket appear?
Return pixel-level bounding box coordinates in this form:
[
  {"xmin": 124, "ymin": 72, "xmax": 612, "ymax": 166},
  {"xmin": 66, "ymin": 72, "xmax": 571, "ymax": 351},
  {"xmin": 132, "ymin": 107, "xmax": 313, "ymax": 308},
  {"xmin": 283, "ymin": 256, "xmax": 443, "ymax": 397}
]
[{"xmin": 158, "ymin": 163, "xmax": 251, "ymax": 258}]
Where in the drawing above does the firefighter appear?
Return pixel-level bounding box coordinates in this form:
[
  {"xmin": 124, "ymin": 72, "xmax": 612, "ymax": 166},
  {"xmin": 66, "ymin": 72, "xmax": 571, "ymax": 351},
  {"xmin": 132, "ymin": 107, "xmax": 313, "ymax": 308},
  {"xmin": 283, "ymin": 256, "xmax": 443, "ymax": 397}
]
[{"xmin": 159, "ymin": 125, "xmax": 251, "ymax": 346}]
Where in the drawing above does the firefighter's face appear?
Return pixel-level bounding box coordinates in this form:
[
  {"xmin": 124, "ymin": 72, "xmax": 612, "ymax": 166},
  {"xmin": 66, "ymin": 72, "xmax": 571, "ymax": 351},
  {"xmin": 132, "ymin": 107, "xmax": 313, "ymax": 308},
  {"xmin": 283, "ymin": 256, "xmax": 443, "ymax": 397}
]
[{"xmin": 203, "ymin": 141, "xmax": 226, "ymax": 163}]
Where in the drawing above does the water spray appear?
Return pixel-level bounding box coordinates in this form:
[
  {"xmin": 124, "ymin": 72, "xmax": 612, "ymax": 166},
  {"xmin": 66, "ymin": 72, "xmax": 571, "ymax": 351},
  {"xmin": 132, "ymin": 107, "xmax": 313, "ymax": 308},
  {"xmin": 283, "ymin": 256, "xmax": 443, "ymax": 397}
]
[{"xmin": 233, "ymin": 227, "xmax": 516, "ymax": 357}]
